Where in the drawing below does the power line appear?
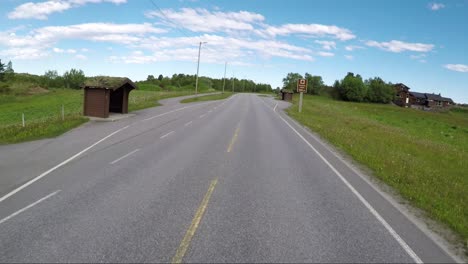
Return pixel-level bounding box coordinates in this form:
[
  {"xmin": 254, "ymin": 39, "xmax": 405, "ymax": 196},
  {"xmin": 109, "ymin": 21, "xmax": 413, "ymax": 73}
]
[{"xmin": 147, "ymin": 0, "xmax": 219, "ymax": 55}]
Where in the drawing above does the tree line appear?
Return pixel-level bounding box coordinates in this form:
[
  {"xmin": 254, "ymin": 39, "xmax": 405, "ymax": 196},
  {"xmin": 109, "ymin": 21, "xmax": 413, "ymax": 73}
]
[
  {"xmin": 0, "ymin": 59, "xmax": 86, "ymax": 92},
  {"xmin": 0, "ymin": 59, "xmax": 272, "ymax": 94},
  {"xmin": 282, "ymin": 72, "xmax": 395, "ymax": 104},
  {"xmin": 141, "ymin": 74, "xmax": 272, "ymax": 93}
]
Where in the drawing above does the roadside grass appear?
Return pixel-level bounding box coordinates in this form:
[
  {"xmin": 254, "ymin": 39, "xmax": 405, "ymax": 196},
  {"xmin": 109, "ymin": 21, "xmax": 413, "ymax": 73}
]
[
  {"xmin": 0, "ymin": 89, "xmax": 202, "ymax": 144},
  {"xmin": 128, "ymin": 90, "xmax": 197, "ymax": 111},
  {"xmin": 180, "ymin": 92, "xmax": 233, "ymax": 103},
  {"xmin": 286, "ymin": 95, "xmax": 468, "ymax": 245}
]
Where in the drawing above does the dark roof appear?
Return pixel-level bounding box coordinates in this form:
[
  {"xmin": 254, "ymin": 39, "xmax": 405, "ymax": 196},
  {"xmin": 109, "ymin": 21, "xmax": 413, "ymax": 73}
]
[
  {"xmin": 441, "ymin": 97, "xmax": 454, "ymax": 103},
  {"xmin": 410, "ymin": 92, "xmax": 426, "ymax": 99},
  {"xmin": 83, "ymin": 76, "xmax": 136, "ymax": 90},
  {"xmin": 425, "ymin": 93, "xmax": 444, "ymax": 101},
  {"xmin": 394, "ymin": 83, "xmax": 410, "ymax": 91}
]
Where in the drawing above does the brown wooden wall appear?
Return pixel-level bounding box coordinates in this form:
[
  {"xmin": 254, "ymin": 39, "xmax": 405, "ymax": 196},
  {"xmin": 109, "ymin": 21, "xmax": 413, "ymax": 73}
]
[{"xmin": 83, "ymin": 88, "xmax": 109, "ymax": 118}]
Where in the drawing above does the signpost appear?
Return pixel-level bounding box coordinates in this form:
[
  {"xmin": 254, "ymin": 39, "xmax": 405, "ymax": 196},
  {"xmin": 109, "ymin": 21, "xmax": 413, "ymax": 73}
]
[{"xmin": 297, "ymin": 79, "xmax": 307, "ymax": 113}]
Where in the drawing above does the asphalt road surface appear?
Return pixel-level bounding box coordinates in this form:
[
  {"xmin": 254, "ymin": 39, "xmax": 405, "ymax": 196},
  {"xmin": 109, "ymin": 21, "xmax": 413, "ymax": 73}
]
[{"xmin": 0, "ymin": 94, "xmax": 460, "ymax": 263}]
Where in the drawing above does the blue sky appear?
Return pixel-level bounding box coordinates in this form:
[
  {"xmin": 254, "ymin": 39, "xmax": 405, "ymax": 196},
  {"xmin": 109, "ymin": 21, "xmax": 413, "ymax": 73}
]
[{"xmin": 1, "ymin": 0, "xmax": 467, "ymax": 103}]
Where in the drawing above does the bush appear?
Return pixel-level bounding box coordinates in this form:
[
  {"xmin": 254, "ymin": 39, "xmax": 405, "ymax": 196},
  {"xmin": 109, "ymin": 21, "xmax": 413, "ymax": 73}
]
[
  {"xmin": 0, "ymin": 83, "xmax": 11, "ymax": 94},
  {"xmin": 337, "ymin": 72, "xmax": 367, "ymax": 102},
  {"xmin": 366, "ymin": 77, "xmax": 394, "ymax": 103}
]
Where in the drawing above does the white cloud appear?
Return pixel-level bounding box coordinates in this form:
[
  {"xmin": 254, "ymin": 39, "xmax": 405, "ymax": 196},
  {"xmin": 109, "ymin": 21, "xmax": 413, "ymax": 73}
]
[
  {"xmin": 428, "ymin": 2, "xmax": 445, "ymax": 11},
  {"xmin": 0, "ymin": 23, "xmax": 165, "ymax": 60},
  {"xmin": 317, "ymin": 51, "xmax": 334, "ymax": 57},
  {"xmin": 344, "ymin": 55, "xmax": 354, "ymax": 60},
  {"xmin": 314, "ymin": 40, "xmax": 336, "ymax": 50},
  {"xmin": 444, "ymin": 64, "xmax": 468, "ymax": 73},
  {"xmin": 345, "ymin": 45, "xmax": 364, "ymax": 51},
  {"xmin": 75, "ymin": 54, "xmax": 88, "ymax": 60},
  {"xmin": 8, "ymin": 0, "xmax": 127, "ymax": 20},
  {"xmin": 146, "ymin": 8, "xmax": 265, "ymax": 33},
  {"xmin": 0, "ymin": 47, "xmax": 49, "ymax": 59},
  {"xmin": 366, "ymin": 40, "xmax": 434, "ymax": 53},
  {"xmin": 107, "ymin": 34, "xmax": 315, "ymax": 64},
  {"xmin": 146, "ymin": 8, "xmax": 355, "ymax": 41},
  {"xmin": 264, "ymin": 23, "xmax": 355, "ymax": 41},
  {"xmin": 53, "ymin": 47, "xmax": 77, "ymax": 53}
]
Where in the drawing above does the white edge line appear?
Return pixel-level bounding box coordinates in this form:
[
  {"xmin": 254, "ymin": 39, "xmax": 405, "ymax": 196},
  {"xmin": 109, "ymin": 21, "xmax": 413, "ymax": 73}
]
[
  {"xmin": 109, "ymin": 148, "xmax": 140, "ymax": 165},
  {"xmin": 199, "ymin": 114, "xmax": 206, "ymax": 118},
  {"xmin": 261, "ymin": 98, "xmax": 423, "ymax": 263},
  {"xmin": 0, "ymin": 126, "xmax": 130, "ymax": 203},
  {"xmin": 273, "ymin": 103, "xmax": 278, "ymax": 111},
  {"xmin": 0, "ymin": 190, "xmax": 61, "ymax": 225},
  {"xmin": 160, "ymin": 131, "xmax": 175, "ymax": 139},
  {"xmin": 184, "ymin": 121, "xmax": 193, "ymax": 126},
  {"xmin": 274, "ymin": 103, "xmax": 462, "ymax": 263}
]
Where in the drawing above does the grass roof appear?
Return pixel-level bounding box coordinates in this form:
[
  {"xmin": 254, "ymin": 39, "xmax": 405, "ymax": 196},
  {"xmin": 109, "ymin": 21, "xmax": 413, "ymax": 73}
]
[{"xmin": 83, "ymin": 76, "xmax": 136, "ymax": 90}]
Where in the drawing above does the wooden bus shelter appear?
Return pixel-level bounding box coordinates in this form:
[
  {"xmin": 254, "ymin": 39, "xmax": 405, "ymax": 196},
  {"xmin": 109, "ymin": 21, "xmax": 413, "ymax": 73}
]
[{"xmin": 83, "ymin": 77, "xmax": 136, "ymax": 118}]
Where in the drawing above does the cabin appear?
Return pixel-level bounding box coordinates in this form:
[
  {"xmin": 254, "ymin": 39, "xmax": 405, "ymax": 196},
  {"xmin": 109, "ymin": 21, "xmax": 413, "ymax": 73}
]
[
  {"xmin": 394, "ymin": 83, "xmax": 454, "ymax": 110},
  {"xmin": 409, "ymin": 91, "xmax": 426, "ymax": 106},
  {"xmin": 82, "ymin": 76, "xmax": 136, "ymax": 118},
  {"xmin": 425, "ymin": 93, "xmax": 454, "ymax": 108},
  {"xmin": 280, "ymin": 89, "xmax": 293, "ymax": 101},
  {"xmin": 394, "ymin": 83, "xmax": 411, "ymax": 107}
]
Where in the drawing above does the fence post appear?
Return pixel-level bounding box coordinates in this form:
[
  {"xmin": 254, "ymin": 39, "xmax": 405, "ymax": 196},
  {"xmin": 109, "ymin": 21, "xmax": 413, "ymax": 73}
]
[
  {"xmin": 61, "ymin": 104, "xmax": 64, "ymax": 121},
  {"xmin": 22, "ymin": 113, "xmax": 25, "ymax": 127}
]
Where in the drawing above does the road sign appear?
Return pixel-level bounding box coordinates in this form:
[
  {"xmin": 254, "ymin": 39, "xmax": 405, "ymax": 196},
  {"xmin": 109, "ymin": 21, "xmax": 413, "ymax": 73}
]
[
  {"xmin": 297, "ymin": 79, "xmax": 307, "ymax": 113},
  {"xmin": 297, "ymin": 79, "xmax": 307, "ymax": 93}
]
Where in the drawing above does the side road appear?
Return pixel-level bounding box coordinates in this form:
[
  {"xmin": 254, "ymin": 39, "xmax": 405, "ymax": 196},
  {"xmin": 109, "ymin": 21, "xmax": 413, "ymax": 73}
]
[{"xmin": 0, "ymin": 93, "xmax": 223, "ymax": 197}]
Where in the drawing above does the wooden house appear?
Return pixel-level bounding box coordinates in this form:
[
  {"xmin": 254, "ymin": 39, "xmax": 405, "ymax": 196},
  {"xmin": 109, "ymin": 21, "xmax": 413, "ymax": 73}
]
[{"xmin": 393, "ymin": 83, "xmax": 411, "ymax": 107}]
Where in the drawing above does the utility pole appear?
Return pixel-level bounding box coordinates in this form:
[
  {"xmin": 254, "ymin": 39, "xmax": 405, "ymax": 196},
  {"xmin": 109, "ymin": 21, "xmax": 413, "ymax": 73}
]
[
  {"xmin": 222, "ymin": 62, "xmax": 227, "ymax": 94},
  {"xmin": 243, "ymin": 79, "xmax": 245, "ymax": 92},
  {"xmin": 195, "ymin": 41, "xmax": 207, "ymax": 95},
  {"xmin": 232, "ymin": 76, "xmax": 234, "ymax": 92}
]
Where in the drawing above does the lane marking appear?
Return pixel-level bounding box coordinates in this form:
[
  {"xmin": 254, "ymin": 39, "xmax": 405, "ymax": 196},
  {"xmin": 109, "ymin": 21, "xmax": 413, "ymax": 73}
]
[
  {"xmin": 267, "ymin": 103, "xmax": 423, "ymax": 263},
  {"xmin": 199, "ymin": 114, "xmax": 206, "ymax": 118},
  {"xmin": 172, "ymin": 178, "xmax": 218, "ymax": 264},
  {"xmin": 208, "ymin": 110, "xmax": 212, "ymax": 113},
  {"xmin": 273, "ymin": 102, "xmax": 278, "ymax": 111},
  {"xmin": 143, "ymin": 101, "xmax": 216, "ymax": 122},
  {"xmin": 184, "ymin": 121, "xmax": 193, "ymax": 127},
  {"xmin": 160, "ymin": 131, "xmax": 175, "ymax": 139},
  {"xmin": 0, "ymin": 126, "xmax": 130, "ymax": 203},
  {"xmin": 109, "ymin": 149, "xmax": 140, "ymax": 165},
  {"xmin": 0, "ymin": 190, "xmax": 61, "ymax": 225},
  {"xmin": 226, "ymin": 123, "xmax": 240, "ymax": 153}
]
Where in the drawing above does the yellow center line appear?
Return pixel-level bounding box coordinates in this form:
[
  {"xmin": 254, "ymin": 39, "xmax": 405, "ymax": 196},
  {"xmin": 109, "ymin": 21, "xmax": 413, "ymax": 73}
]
[
  {"xmin": 226, "ymin": 124, "xmax": 240, "ymax": 153},
  {"xmin": 171, "ymin": 178, "xmax": 218, "ymax": 264}
]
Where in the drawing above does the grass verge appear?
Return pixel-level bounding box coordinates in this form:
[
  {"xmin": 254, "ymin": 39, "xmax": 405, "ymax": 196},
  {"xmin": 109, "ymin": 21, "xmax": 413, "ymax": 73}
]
[
  {"xmin": 286, "ymin": 95, "xmax": 468, "ymax": 247},
  {"xmin": 0, "ymin": 89, "xmax": 202, "ymax": 144},
  {"xmin": 180, "ymin": 92, "xmax": 233, "ymax": 103}
]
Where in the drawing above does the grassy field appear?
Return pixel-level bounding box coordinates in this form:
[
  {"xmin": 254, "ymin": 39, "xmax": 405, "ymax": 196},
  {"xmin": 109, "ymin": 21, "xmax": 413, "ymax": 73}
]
[
  {"xmin": 0, "ymin": 89, "xmax": 201, "ymax": 144},
  {"xmin": 286, "ymin": 95, "xmax": 468, "ymax": 246},
  {"xmin": 180, "ymin": 92, "xmax": 233, "ymax": 103}
]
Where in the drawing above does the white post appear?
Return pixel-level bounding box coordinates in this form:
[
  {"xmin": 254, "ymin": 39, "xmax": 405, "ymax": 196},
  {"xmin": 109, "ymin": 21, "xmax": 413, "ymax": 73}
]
[
  {"xmin": 61, "ymin": 104, "xmax": 64, "ymax": 121},
  {"xmin": 299, "ymin": 92, "xmax": 303, "ymax": 113},
  {"xmin": 22, "ymin": 113, "xmax": 25, "ymax": 127},
  {"xmin": 222, "ymin": 62, "xmax": 227, "ymax": 94}
]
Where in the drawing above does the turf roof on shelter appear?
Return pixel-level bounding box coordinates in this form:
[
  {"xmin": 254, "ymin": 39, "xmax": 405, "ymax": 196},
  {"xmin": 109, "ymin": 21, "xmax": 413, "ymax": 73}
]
[{"xmin": 83, "ymin": 76, "xmax": 136, "ymax": 90}]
